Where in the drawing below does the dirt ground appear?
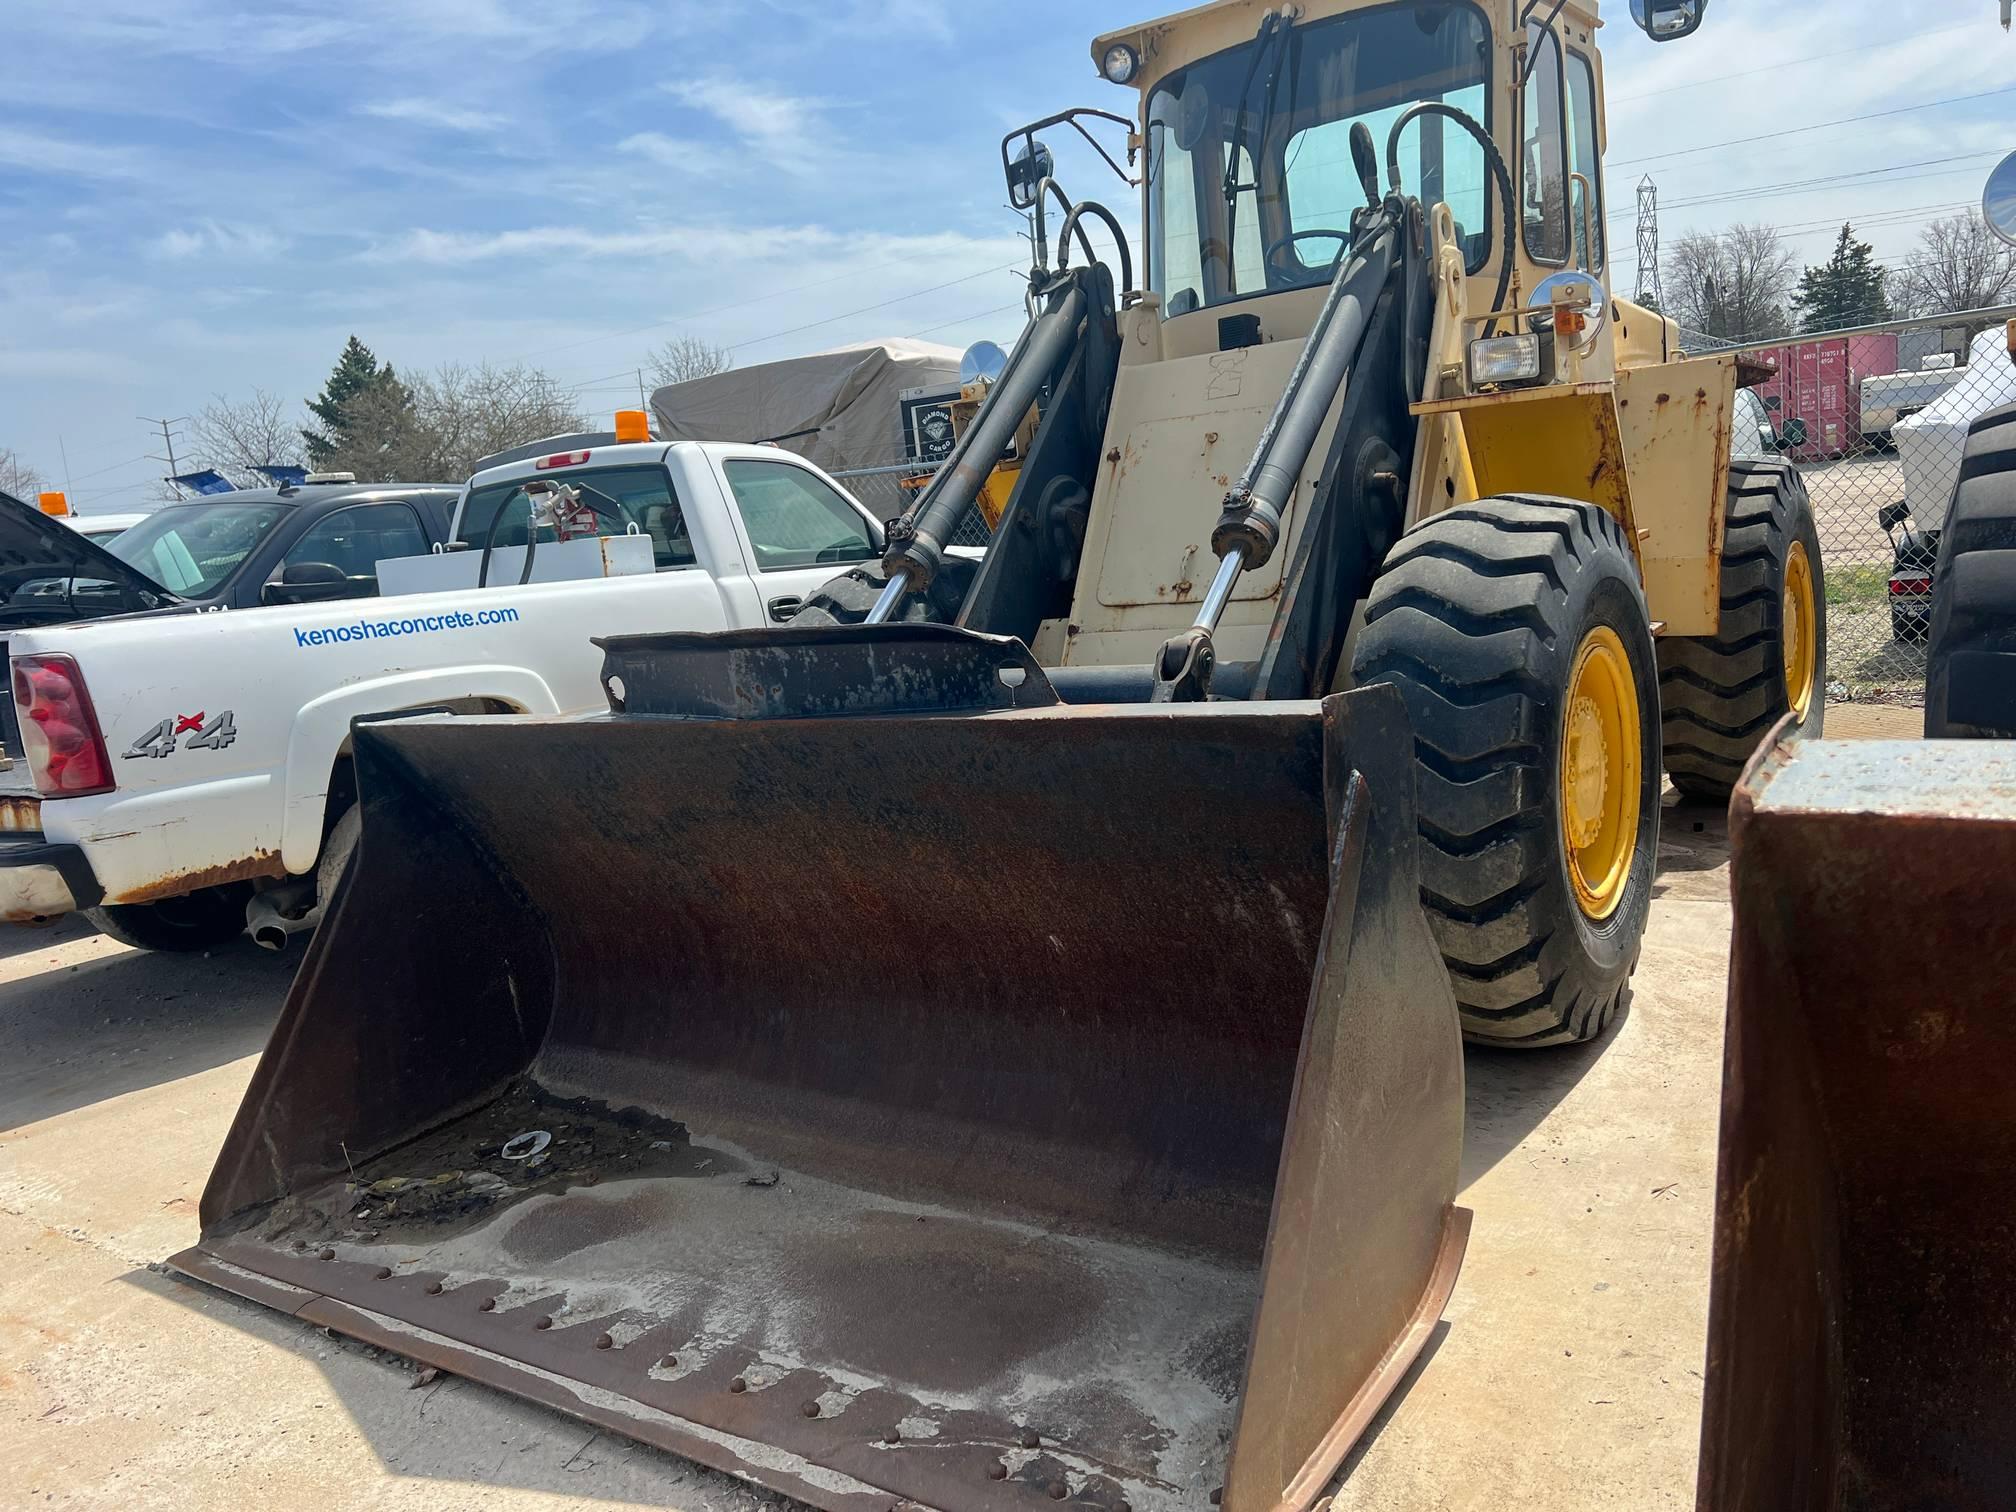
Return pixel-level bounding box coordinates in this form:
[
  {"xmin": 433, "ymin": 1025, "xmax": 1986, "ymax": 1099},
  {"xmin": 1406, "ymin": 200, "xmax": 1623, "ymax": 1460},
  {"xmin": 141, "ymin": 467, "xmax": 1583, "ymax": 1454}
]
[{"xmin": 0, "ymin": 789, "xmax": 1745, "ymax": 1511}]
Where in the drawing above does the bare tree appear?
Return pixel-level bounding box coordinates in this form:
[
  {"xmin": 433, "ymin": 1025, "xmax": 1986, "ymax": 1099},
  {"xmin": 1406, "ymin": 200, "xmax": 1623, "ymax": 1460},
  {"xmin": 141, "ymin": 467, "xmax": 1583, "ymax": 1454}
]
[
  {"xmin": 189, "ymin": 389, "xmax": 303, "ymax": 486},
  {"xmin": 645, "ymin": 334, "xmax": 733, "ymax": 389},
  {"xmin": 1893, "ymin": 213, "xmax": 2016, "ymax": 321},
  {"xmin": 0, "ymin": 447, "xmax": 44, "ymax": 499},
  {"xmin": 1664, "ymin": 222, "xmax": 1797, "ymax": 343},
  {"xmin": 320, "ymin": 363, "xmax": 588, "ymax": 482}
]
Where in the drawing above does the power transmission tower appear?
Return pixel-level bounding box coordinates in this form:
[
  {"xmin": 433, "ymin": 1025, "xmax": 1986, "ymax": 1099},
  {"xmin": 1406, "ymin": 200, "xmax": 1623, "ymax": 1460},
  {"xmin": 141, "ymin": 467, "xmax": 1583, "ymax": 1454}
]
[
  {"xmin": 1635, "ymin": 176, "xmax": 1665, "ymax": 310},
  {"xmin": 140, "ymin": 415, "xmax": 190, "ymax": 498}
]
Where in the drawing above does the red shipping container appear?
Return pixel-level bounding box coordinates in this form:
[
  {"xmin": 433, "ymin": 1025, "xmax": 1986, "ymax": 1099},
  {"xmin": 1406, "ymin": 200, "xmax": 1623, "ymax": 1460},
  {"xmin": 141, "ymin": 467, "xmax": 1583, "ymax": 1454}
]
[{"xmin": 1742, "ymin": 337, "xmax": 1858, "ymax": 461}]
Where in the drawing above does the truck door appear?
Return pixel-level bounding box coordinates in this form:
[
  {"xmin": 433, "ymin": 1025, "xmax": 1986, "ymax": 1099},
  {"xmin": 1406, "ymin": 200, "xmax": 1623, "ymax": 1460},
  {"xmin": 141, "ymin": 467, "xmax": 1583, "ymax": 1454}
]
[{"xmin": 716, "ymin": 458, "xmax": 883, "ymax": 623}]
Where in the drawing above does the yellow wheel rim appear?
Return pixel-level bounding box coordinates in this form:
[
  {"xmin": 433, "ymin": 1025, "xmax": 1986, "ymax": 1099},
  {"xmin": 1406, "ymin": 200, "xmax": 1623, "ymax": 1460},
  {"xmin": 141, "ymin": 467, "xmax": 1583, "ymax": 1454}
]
[
  {"xmin": 1782, "ymin": 540, "xmax": 1817, "ymax": 721},
  {"xmin": 1560, "ymin": 625, "xmax": 1642, "ymax": 922}
]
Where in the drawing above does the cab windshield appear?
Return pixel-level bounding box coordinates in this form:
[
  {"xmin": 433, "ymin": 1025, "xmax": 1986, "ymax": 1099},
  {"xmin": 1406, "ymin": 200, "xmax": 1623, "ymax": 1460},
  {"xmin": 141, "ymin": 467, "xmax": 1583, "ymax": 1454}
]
[{"xmin": 1146, "ymin": 2, "xmax": 1492, "ymax": 315}]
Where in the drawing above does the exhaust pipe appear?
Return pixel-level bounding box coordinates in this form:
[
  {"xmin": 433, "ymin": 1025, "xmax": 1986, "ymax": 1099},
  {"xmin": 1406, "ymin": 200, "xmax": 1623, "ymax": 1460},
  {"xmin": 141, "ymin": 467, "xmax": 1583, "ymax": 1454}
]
[{"xmin": 246, "ymin": 880, "xmax": 317, "ymax": 951}]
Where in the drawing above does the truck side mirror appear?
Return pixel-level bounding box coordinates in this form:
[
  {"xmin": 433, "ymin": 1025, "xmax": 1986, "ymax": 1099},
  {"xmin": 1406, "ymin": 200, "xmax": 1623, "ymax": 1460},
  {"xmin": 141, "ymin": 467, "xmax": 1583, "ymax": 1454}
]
[
  {"xmin": 1878, "ymin": 501, "xmax": 1911, "ymax": 532},
  {"xmin": 263, "ymin": 560, "xmax": 350, "ymax": 606},
  {"xmin": 1781, "ymin": 417, "xmax": 1809, "ymax": 449},
  {"xmin": 1630, "ymin": 0, "xmax": 1707, "ymax": 40}
]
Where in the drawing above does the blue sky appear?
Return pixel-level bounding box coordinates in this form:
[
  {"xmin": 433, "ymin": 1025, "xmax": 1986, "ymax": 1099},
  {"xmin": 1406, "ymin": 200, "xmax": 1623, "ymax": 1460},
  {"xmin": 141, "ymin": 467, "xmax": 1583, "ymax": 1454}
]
[{"xmin": 2, "ymin": 0, "xmax": 2011, "ymax": 510}]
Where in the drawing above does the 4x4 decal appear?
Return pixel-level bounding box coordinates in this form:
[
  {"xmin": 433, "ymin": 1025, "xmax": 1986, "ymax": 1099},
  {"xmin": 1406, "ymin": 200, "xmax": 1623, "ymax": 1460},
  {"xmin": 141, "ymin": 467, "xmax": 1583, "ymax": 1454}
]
[{"xmin": 124, "ymin": 710, "xmax": 238, "ymax": 759}]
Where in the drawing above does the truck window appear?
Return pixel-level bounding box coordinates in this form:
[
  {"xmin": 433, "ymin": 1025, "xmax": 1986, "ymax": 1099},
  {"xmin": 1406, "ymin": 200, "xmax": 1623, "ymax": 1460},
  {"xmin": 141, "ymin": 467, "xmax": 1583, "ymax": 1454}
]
[
  {"xmin": 106, "ymin": 501, "xmax": 291, "ymax": 597},
  {"xmin": 721, "ymin": 460, "xmax": 877, "ymax": 571},
  {"xmin": 460, "ymin": 465, "xmax": 696, "ymax": 571},
  {"xmin": 282, "ymin": 503, "xmax": 430, "ymax": 597}
]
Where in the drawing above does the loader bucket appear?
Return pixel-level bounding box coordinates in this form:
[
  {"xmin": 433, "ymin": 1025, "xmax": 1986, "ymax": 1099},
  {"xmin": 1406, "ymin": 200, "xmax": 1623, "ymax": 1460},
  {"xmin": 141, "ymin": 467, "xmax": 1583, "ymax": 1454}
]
[
  {"xmin": 1700, "ymin": 735, "xmax": 2016, "ymax": 1511},
  {"xmin": 173, "ymin": 628, "xmax": 1468, "ymax": 1512}
]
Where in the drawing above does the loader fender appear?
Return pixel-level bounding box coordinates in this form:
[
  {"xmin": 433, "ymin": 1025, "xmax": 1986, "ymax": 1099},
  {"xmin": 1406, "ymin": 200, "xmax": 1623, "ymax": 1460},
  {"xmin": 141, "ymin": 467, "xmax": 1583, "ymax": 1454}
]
[{"xmin": 276, "ymin": 667, "xmax": 561, "ymax": 874}]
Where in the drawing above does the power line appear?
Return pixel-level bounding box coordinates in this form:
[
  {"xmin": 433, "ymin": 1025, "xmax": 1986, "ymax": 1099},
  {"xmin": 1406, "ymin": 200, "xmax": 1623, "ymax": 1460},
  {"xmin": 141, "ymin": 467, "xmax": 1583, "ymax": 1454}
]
[
  {"xmin": 1608, "ymin": 23, "xmax": 1978, "ymax": 103},
  {"xmin": 1610, "ymin": 84, "xmax": 2016, "ymax": 170},
  {"xmin": 1603, "ymin": 153, "xmax": 2005, "ymax": 224}
]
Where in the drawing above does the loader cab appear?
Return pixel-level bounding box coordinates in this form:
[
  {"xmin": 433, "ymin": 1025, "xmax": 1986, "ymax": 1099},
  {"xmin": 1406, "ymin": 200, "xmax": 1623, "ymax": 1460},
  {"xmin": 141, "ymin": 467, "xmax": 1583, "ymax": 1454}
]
[{"xmin": 1099, "ymin": 0, "xmax": 1616, "ymax": 376}]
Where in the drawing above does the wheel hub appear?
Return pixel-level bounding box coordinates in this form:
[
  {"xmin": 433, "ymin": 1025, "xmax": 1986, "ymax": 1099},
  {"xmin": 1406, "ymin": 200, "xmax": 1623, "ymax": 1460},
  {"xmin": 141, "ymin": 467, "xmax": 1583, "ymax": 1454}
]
[
  {"xmin": 1560, "ymin": 625, "xmax": 1643, "ymax": 921},
  {"xmin": 1783, "ymin": 540, "xmax": 1817, "ymax": 720}
]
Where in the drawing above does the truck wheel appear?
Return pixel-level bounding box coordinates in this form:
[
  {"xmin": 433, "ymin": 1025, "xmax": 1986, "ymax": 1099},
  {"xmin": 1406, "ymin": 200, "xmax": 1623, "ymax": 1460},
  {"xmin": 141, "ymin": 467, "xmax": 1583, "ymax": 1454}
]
[
  {"xmin": 1926, "ymin": 403, "xmax": 2016, "ymax": 737},
  {"xmin": 1351, "ymin": 498, "xmax": 1661, "ymax": 1047},
  {"xmin": 87, "ymin": 883, "xmax": 252, "ymax": 952},
  {"xmin": 1657, "ymin": 461, "xmax": 1825, "ymax": 799}
]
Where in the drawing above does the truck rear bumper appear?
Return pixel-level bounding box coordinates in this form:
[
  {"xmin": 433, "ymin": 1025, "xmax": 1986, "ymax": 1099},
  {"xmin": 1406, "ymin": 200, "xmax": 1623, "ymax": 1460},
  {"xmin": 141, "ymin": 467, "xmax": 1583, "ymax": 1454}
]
[{"xmin": 0, "ymin": 836, "xmax": 103, "ymax": 922}]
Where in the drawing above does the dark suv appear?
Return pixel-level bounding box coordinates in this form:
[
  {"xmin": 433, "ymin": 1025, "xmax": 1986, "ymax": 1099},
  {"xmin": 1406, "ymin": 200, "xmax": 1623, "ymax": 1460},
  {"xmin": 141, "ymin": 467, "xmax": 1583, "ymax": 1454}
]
[{"xmin": 1, "ymin": 479, "xmax": 461, "ymax": 630}]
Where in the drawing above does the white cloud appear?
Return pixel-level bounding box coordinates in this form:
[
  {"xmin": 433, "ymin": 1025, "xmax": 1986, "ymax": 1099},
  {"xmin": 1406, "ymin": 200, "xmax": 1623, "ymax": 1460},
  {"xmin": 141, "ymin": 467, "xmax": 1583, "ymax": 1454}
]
[
  {"xmin": 360, "ymin": 98, "xmax": 503, "ymax": 134},
  {"xmin": 615, "ymin": 132, "xmax": 722, "ymax": 175},
  {"xmin": 663, "ymin": 76, "xmax": 827, "ymax": 174},
  {"xmin": 147, "ymin": 221, "xmax": 290, "ymax": 260}
]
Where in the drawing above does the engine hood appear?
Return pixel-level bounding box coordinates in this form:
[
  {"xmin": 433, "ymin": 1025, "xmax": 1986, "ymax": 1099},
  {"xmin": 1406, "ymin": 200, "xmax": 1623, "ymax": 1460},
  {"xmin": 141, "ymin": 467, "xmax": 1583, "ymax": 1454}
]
[{"xmin": 0, "ymin": 489, "xmax": 179, "ymax": 629}]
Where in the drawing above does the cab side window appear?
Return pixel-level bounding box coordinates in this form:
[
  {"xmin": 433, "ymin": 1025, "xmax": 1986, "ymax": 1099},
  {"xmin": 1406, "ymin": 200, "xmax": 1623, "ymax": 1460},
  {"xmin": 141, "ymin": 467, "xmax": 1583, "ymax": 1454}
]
[
  {"xmin": 721, "ymin": 461, "xmax": 877, "ymax": 571},
  {"xmin": 1522, "ymin": 23, "xmax": 1570, "ymax": 266},
  {"xmin": 282, "ymin": 503, "xmax": 430, "ymax": 598},
  {"xmin": 1565, "ymin": 52, "xmax": 1605, "ymax": 272}
]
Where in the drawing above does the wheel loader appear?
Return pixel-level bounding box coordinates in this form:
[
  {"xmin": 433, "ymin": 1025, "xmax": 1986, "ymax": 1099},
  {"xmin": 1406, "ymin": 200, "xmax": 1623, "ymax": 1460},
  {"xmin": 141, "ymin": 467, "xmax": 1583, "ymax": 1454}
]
[{"xmin": 172, "ymin": 2, "xmax": 1822, "ymax": 1509}]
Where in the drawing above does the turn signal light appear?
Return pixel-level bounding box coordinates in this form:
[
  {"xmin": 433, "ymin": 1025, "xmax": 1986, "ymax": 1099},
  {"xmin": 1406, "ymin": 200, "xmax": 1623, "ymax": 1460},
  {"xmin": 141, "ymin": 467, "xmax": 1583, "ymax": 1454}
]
[{"xmin": 11, "ymin": 654, "xmax": 114, "ymax": 797}]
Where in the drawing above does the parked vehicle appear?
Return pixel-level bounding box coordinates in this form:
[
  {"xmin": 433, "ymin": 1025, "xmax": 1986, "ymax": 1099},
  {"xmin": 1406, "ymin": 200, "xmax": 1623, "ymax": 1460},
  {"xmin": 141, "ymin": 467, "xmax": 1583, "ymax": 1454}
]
[
  {"xmin": 61, "ymin": 511, "xmax": 150, "ymax": 545},
  {"xmin": 1876, "ymin": 325, "xmax": 2016, "ymax": 639},
  {"xmin": 1861, "ymin": 355, "xmax": 1967, "ymax": 444},
  {"xmin": 1, "ymin": 441, "xmax": 889, "ymax": 949}
]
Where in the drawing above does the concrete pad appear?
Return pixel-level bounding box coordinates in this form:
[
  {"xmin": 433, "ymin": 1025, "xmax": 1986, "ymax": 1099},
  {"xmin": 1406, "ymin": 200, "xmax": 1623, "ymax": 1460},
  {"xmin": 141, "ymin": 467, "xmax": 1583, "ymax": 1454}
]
[{"xmin": 1823, "ymin": 701, "xmax": 1922, "ymax": 741}]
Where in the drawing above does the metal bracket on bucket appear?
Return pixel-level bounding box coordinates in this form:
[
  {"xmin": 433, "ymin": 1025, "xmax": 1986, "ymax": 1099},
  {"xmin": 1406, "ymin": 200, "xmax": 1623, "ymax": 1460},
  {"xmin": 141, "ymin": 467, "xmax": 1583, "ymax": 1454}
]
[{"xmin": 594, "ymin": 623, "xmax": 1061, "ymax": 721}]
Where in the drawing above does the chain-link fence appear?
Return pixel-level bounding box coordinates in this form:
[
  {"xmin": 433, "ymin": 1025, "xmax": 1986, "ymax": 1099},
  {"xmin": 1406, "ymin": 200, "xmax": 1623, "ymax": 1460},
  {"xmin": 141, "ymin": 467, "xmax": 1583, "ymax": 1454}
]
[
  {"xmin": 828, "ymin": 460, "xmax": 993, "ymax": 548},
  {"xmin": 1687, "ymin": 306, "xmax": 2016, "ymax": 706}
]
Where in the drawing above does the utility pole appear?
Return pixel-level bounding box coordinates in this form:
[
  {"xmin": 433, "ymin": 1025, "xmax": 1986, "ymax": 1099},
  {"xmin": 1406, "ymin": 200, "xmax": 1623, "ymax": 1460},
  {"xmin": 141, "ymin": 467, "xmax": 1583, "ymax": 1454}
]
[
  {"xmin": 637, "ymin": 368, "xmax": 649, "ymax": 410},
  {"xmin": 140, "ymin": 415, "xmax": 189, "ymax": 497},
  {"xmin": 1635, "ymin": 176, "xmax": 1665, "ymax": 311}
]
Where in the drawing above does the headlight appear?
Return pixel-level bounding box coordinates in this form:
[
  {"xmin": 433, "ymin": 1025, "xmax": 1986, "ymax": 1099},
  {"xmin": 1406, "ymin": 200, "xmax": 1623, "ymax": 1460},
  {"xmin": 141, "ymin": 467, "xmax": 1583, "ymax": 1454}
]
[
  {"xmin": 1101, "ymin": 42, "xmax": 1140, "ymax": 85},
  {"xmin": 1469, "ymin": 333, "xmax": 1542, "ymax": 387}
]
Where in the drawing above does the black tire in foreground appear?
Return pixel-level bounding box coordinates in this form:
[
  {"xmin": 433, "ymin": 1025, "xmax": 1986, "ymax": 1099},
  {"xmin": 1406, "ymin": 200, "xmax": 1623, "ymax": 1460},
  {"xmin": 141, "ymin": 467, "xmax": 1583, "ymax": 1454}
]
[
  {"xmin": 1926, "ymin": 402, "xmax": 2016, "ymax": 738},
  {"xmin": 87, "ymin": 883, "xmax": 253, "ymax": 952},
  {"xmin": 1657, "ymin": 460, "xmax": 1825, "ymax": 799},
  {"xmin": 1351, "ymin": 498, "xmax": 1661, "ymax": 1048}
]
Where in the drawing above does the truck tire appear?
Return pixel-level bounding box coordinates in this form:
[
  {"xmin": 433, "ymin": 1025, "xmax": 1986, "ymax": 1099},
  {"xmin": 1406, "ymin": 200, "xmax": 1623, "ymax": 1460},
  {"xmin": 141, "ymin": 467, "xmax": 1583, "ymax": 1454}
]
[
  {"xmin": 1351, "ymin": 498, "xmax": 1661, "ymax": 1047},
  {"xmin": 87, "ymin": 883, "xmax": 253, "ymax": 952},
  {"xmin": 1657, "ymin": 461, "xmax": 1825, "ymax": 799},
  {"xmin": 1926, "ymin": 403, "xmax": 2016, "ymax": 737}
]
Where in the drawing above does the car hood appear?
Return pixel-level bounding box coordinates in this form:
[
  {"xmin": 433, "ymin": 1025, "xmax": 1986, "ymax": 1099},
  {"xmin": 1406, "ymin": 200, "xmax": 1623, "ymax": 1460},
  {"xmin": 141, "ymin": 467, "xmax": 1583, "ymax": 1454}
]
[{"xmin": 0, "ymin": 489, "xmax": 179, "ymax": 628}]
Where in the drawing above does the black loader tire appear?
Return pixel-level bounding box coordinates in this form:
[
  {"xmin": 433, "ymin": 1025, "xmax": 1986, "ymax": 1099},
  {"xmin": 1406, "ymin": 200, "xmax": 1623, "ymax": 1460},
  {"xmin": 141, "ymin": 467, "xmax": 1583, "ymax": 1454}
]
[
  {"xmin": 1926, "ymin": 403, "xmax": 2016, "ymax": 738},
  {"xmin": 790, "ymin": 557, "xmax": 978, "ymax": 627},
  {"xmin": 1351, "ymin": 498, "xmax": 1661, "ymax": 1047},
  {"xmin": 87, "ymin": 882, "xmax": 254, "ymax": 952},
  {"xmin": 1657, "ymin": 461, "xmax": 1825, "ymax": 798}
]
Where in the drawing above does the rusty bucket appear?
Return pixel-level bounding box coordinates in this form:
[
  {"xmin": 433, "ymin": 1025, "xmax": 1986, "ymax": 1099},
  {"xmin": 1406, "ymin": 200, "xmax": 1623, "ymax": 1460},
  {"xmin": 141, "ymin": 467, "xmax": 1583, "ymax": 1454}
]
[
  {"xmin": 1700, "ymin": 734, "xmax": 2016, "ymax": 1511},
  {"xmin": 174, "ymin": 628, "xmax": 1468, "ymax": 1512}
]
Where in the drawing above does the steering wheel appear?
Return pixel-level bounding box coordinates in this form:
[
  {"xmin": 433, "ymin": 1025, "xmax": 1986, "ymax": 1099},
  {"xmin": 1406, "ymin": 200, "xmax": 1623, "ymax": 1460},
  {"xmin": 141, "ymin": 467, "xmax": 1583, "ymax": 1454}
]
[{"xmin": 1265, "ymin": 228, "xmax": 1353, "ymax": 275}]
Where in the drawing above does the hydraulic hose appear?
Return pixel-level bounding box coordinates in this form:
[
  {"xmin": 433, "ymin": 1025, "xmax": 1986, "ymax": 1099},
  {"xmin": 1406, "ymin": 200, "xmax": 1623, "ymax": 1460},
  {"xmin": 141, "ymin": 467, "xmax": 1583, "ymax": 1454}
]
[
  {"xmin": 1384, "ymin": 102, "xmax": 1515, "ymax": 335},
  {"xmin": 1055, "ymin": 199, "xmax": 1134, "ymax": 295}
]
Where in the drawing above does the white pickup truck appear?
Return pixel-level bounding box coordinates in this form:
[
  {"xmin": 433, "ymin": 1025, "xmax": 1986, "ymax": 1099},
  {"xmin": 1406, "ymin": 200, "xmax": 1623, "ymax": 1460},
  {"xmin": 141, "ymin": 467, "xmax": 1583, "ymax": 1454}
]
[{"xmin": 1, "ymin": 439, "xmax": 890, "ymax": 949}]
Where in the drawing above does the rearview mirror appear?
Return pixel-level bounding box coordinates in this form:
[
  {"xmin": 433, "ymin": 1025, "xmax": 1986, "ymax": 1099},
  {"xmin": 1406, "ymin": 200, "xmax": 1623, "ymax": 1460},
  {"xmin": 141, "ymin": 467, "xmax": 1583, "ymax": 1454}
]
[
  {"xmin": 1006, "ymin": 138, "xmax": 1055, "ymax": 212},
  {"xmin": 1985, "ymin": 151, "xmax": 2016, "ymax": 249},
  {"xmin": 1630, "ymin": 0, "xmax": 1707, "ymax": 41},
  {"xmin": 263, "ymin": 560, "xmax": 350, "ymax": 606}
]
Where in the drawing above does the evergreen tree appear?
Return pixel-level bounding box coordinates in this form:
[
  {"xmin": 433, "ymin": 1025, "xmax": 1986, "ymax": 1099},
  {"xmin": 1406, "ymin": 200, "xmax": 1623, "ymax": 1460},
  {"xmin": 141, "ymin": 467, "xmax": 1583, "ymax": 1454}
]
[
  {"xmin": 302, "ymin": 336, "xmax": 397, "ymax": 465},
  {"xmin": 1794, "ymin": 224, "xmax": 1891, "ymax": 334}
]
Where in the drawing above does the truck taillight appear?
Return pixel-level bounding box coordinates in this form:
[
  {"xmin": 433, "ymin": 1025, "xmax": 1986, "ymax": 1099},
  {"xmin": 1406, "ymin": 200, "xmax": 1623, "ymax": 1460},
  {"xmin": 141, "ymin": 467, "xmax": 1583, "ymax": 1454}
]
[{"xmin": 11, "ymin": 654, "xmax": 114, "ymax": 798}]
